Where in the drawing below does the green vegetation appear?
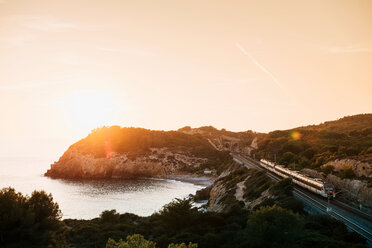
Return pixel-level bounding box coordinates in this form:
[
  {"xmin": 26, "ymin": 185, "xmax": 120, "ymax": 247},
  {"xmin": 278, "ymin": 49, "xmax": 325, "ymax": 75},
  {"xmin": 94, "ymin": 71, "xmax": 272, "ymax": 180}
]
[
  {"xmin": 64, "ymin": 197, "xmax": 365, "ymax": 248},
  {"xmin": 252, "ymin": 114, "xmax": 372, "ymax": 175},
  {"xmin": 244, "ymin": 205, "xmax": 365, "ymax": 248},
  {"xmin": 73, "ymin": 126, "xmax": 229, "ymax": 161},
  {"xmin": 255, "ymin": 178, "xmax": 304, "ymax": 214},
  {"xmin": 338, "ymin": 164, "xmax": 356, "ymax": 179},
  {"xmin": 178, "ymin": 126, "xmax": 261, "ymax": 144},
  {"xmin": 178, "ymin": 126, "xmax": 266, "ymax": 152},
  {"xmin": 68, "ymin": 126, "xmax": 232, "ymax": 175},
  {"xmin": 2, "ymin": 115, "xmax": 372, "ymax": 247},
  {"xmin": 106, "ymin": 234, "xmax": 157, "ymax": 248},
  {"xmin": 213, "ymin": 167, "xmax": 303, "ymax": 213},
  {"xmin": 245, "ymin": 206, "xmax": 303, "ymax": 247},
  {"xmin": 0, "ymin": 187, "xmax": 66, "ymax": 248},
  {"xmin": 243, "ymin": 169, "xmax": 272, "ymax": 200},
  {"xmin": 196, "ymin": 157, "xmax": 233, "ymax": 175},
  {"xmin": 57, "ymin": 114, "xmax": 372, "ymax": 179},
  {"xmin": 0, "ymin": 179, "xmax": 367, "ymax": 248},
  {"xmin": 106, "ymin": 234, "xmax": 197, "ymax": 248}
]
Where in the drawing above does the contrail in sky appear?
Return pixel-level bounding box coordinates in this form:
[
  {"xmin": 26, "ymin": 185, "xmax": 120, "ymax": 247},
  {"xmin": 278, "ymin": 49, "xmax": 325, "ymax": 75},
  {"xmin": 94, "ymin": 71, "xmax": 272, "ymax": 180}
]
[{"xmin": 235, "ymin": 42, "xmax": 282, "ymax": 89}]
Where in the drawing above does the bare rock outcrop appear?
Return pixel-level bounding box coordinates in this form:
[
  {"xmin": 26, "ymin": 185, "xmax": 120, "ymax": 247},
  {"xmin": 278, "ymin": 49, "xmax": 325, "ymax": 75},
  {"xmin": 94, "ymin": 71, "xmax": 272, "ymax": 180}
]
[
  {"xmin": 322, "ymin": 159, "xmax": 372, "ymax": 178},
  {"xmin": 327, "ymin": 174, "xmax": 372, "ymax": 209},
  {"xmin": 301, "ymin": 167, "xmax": 372, "ymax": 211},
  {"xmin": 45, "ymin": 147, "xmax": 208, "ymax": 179},
  {"xmin": 206, "ymin": 164, "xmax": 276, "ymax": 212}
]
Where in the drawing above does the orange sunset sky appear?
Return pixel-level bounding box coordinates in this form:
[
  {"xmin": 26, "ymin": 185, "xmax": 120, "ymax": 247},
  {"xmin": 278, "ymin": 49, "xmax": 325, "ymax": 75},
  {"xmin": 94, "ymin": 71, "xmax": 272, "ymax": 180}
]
[{"xmin": 0, "ymin": 0, "xmax": 371, "ymax": 157}]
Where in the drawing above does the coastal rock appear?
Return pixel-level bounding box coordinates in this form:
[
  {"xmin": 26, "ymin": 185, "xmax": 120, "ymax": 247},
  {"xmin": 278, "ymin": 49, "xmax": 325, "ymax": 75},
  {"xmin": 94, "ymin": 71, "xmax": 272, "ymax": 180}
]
[
  {"xmin": 207, "ymin": 163, "xmax": 245, "ymax": 212},
  {"xmin": 206, "ymin": 164, "xmax": 275, "ymax": 212},
  {"xmin": 207, "ymin": 178, "xmax": 233, "ymax": 212},
  {"xmin": 322, "ymin": 159, "xmax": 372, "ymax": 178},
  {"xmin": 45, "ymin": 147, "xmax": 208, "ymax": 179}
]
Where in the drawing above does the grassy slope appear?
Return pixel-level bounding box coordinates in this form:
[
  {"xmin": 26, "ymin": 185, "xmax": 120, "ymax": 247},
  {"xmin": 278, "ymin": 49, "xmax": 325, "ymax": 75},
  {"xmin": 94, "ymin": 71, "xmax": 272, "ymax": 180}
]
[
  {"xmin": 67, "ymin": 114, "xmax": 372, "ymax": 176},
  {"xmin": 71, "ymin": 126, "xmax": 228, "ymax": 159},
  {"xmin": 66, "ymin": 126, "xmax": 232, "ymax": 175},
  {"xmin": 252, "ymin": 114, "xmax": 372, "ymax": 172}
]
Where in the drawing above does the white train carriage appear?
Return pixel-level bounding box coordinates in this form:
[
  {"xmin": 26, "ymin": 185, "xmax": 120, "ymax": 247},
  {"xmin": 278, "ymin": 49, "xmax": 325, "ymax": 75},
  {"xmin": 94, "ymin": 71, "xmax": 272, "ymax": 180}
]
[
  {"xmin": 233, "ymin": 157, "xmax": 244, "ymax": 165},
  {"xmin": 259, "ymin": 159, "xmax": 276, "ymax": 173},
  {"xmin": 260, "ymin": 159, "xmax": 335, "ymax": 198}
]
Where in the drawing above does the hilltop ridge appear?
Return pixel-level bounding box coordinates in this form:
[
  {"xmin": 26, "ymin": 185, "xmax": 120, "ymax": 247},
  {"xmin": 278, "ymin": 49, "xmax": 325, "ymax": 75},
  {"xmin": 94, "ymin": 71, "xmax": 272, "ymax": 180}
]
[
  {"xmin": 45, "ymin": 114, "xmax": 372, "ymax": 181},
  {"xmin": 45, "ymin": 126, "xmax": 231, "ymax": 179}
]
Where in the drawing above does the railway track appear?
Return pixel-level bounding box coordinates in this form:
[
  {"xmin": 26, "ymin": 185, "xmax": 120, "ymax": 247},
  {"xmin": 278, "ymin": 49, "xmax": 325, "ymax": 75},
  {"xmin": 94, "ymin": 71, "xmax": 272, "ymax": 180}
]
[
  {"xmin": 240, "ymin": 154, "xmax": 372, "ymax": 220},
  {"xmin": 294, "ymin": 188, "xmax": 372, "ymax": 242},
  {"xmin": 232, "ymin": 153, "xmax": 372, "ymax": 243}
]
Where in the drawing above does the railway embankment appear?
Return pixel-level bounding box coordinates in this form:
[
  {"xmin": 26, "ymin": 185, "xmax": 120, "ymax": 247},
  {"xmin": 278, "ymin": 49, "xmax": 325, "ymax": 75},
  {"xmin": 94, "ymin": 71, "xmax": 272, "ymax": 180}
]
[
  {"xmin": 302, "ymin": 168, "xmax": 372, "ymax": 214},
  {"xmin": 195, "ymin": 162, "xmax": 303, "ymax": 213}
]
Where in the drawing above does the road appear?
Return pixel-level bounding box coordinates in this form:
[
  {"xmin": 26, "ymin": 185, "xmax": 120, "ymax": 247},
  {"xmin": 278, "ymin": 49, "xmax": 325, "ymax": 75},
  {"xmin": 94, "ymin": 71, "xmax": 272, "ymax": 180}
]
[{"xmin": 232, "ymin": 153, "xmax": 372, "ymax": 245}]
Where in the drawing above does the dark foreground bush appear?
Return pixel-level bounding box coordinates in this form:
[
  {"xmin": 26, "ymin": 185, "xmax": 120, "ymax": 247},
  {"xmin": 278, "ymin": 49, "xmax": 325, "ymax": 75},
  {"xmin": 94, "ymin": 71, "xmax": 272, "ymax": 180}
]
[
  {"xmin": 106, "ymin": 234, "xmax": 197, "ymax": 248},
  {"xmin": 0, "ymin": 187, "xmax": 367, "ymax": 248},
  {"xmin": 65, "ymin": 198, "xmax": 367, "ymax": 248},
  {"xmin": 0, "ymin": 187, "xmax": 66, "ymax": 247}
]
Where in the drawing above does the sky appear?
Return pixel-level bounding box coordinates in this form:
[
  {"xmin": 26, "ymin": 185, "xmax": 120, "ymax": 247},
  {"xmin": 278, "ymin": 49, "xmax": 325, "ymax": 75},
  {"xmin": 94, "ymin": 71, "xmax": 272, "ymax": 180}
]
[{"xmin": 0, "ymin": 0, "xmax": 371, "ymax": 158}]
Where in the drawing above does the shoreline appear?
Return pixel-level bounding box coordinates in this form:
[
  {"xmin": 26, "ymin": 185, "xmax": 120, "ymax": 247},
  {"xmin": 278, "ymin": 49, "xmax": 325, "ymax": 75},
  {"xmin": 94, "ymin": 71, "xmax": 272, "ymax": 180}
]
[
  {"xmin": 45, "ymin": 173, "xmax": 216, "ymax": 188},
  {"xmin": 162, "ymin": 174, "xmax": 216, "ymax": 187}
]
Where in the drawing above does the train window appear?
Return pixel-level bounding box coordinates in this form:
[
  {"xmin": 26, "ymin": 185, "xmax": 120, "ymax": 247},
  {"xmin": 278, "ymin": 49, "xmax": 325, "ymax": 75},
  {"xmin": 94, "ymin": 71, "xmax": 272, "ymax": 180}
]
[{"xmin": 325, "ymin": 186, "xmax": 334, "ymax": 191}]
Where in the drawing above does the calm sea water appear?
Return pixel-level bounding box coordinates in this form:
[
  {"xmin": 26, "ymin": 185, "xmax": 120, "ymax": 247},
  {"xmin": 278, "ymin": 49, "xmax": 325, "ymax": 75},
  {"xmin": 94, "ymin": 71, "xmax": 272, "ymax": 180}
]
[{"xmin": 0, "ymin": 157, "xmax": 204, "ymax": 219}]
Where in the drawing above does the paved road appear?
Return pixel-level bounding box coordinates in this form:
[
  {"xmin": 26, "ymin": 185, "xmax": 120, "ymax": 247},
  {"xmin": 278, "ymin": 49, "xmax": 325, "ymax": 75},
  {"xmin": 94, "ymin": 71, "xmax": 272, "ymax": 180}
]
[{"xmin": 232, "ymin": 153, "xmax": 372, "ymax": 245}]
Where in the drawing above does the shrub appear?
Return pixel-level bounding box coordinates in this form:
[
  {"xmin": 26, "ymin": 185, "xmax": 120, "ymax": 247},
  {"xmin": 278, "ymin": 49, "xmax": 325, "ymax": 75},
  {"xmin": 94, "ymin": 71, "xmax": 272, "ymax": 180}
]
[
  {"xmin": 322, "ymin": 165, "xmax": 334, "ymax": 175},
  {"xmin": 100, "ymin": 210, "xmax": 121, "ymax": 223},
  {"xmin": 106, "ymin": 234, "xmax": 156, "ymax": 248},
  {"xmin": 245, "ymin": 206, "xmax": 303, "ymax": 247},
  {"xmin": 338, "ymin": 165, "xmax": 355, "ymax": 179},
  {"xmin": 279, "ymin": 152, "xmax": 295, "ymax": 165},
  {"xmin": 0, "ymin": 187, "xmax": 65, "ymax": 247},
  {"xmin": 106, "ymin": 234, "xmax": 198, "ymax": 248}
]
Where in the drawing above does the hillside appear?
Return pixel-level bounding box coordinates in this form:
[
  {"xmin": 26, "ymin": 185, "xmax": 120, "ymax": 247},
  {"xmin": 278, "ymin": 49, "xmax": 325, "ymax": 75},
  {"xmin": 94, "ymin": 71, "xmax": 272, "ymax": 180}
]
[
  {"xmin": 45, "ymin": 114, "xmax": 371, "ymax": 180},
  {"xmin": 45, "ymin": 126, "xmax": 231, "ymax": 179},
  {"xmin": 72, "ymin": 126, "xmax": 227, "ymax": 160},
  {"xmin": 178, "ymin": 126, "xmax": 264, "ymax": 154},
  {"xmin": 252, "ymin": 114, "xmax": 372, "ymax": 175},
  {"xmin": 297, "ymin": 114, "xmax": 372, "ymax": 133}
]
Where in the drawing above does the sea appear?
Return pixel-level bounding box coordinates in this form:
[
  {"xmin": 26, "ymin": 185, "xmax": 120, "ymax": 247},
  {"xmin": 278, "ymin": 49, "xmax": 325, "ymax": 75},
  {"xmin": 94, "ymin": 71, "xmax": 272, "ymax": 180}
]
[{"xmin": 0, "ymin": 157, "xmax": 207, "ymax": 219}]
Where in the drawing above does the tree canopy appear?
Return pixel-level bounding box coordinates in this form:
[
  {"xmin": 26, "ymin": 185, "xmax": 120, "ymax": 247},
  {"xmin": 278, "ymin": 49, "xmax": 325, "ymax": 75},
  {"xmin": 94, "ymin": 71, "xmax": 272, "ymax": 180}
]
[
  {"xmin": 0, "ymin": 187, "xmax": 66, "ymax": 247},
  {"xmin": 253, "ymin": 114, "xmax": 372, "ymax": 175}
]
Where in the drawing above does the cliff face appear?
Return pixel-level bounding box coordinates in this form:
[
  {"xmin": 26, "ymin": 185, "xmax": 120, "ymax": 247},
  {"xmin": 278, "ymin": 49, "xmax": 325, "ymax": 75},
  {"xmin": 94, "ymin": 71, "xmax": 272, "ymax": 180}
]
[
  {"xmin": 322, "ymin": 159, "xmax": 372, "ymax": 178},
  {"xmin": 204, "ymin": 164, "xmax": 278, "ymax": 212},
  {"xmin": 302, "ymin": 168, "xmax": 372, "ymax": 211},
  {"xmin": 45, "ymin": 126, "xmax": 233, "ymax": 179},
  {"xmin": 327, "ymin": 175, "xmax": 372, "ymax": 209},
  {"xmin": 45, "ymin": 147, "xmax": 208, "ymax": 179},
  {"xmin": 206, "ymin": 163, "xmax": 245, "ymax": 212}
]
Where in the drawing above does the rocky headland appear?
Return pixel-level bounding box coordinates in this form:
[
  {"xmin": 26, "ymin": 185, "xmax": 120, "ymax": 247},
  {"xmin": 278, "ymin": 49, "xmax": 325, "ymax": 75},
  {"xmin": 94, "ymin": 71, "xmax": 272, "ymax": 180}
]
[
  {"xmin": 45, "ymin": 147, "xmax": 212, "ymax": 179},
  {"xmin": 45, "ymin": 126, "xmax": 231, "ymax": 180},
  {"xmin": 45, "ymin": 115, "xmax": 372, "ymax": 212}
]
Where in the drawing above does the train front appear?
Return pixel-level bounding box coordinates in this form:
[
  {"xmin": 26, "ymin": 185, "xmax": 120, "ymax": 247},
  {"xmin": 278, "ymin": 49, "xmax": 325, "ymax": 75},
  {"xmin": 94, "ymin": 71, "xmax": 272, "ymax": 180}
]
[{"xmin": 323, "ymin": 182, "xmax": 336, "ymax": 198}]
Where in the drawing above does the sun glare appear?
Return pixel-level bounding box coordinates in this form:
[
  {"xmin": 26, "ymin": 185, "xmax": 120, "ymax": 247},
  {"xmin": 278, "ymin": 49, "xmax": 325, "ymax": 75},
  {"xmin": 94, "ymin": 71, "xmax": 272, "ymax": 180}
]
[
  {"xmin": 290, "ymin": 131, "xmax": 302, "ymax": 140},
  {"xmin": 61, "ymin": 91, "xmax": 121, "ymax": 133}
]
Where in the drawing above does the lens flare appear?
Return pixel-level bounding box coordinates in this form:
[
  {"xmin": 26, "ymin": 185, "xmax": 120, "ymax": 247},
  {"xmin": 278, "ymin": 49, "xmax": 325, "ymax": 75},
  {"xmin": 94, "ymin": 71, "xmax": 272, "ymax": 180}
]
[
  {"xmin": 291, "ymin": 131, "xmax": 302, "ymax": 140},
  {"xmin": 105, "ymin": 140, "xmax": 112, "ymax": 159}
]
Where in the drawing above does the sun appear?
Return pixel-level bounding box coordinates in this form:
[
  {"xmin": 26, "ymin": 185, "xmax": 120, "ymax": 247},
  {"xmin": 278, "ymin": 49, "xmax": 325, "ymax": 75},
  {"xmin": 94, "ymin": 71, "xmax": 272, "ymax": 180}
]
[{"xmin": 61, "ymin": 90, "xmax": 121, "ymax": 133}]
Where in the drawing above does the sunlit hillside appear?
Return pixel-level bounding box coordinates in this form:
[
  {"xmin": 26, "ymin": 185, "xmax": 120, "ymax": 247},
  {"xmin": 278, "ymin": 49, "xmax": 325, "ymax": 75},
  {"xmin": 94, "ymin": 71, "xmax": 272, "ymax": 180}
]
[{"xmin": 253, "ymin": 114, "xmax": 372, "ymax": 171}]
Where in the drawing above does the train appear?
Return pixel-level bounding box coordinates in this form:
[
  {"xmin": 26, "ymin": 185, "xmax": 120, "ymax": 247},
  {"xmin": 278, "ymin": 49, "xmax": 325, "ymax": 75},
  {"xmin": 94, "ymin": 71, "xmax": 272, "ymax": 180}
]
[{"xmin": 259, "ymin": 159, "xmax": 336, "ymax": 199}]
